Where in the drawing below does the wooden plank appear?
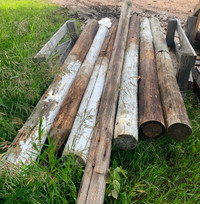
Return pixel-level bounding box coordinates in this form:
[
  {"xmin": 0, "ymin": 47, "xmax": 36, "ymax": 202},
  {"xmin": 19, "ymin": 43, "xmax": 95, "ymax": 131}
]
[
  {"xmin": 114, "ymin": 15, "xmax": 139, "ymax": 149},
  {"xmin": 192, "ymin": 66, "xmax": 200, "ymax": 87},
  {"xmin": 193, "ymin": 2, "xmax": 200, "ymax": 16},
  {"xmin": 176, "ymin": 20, "xmax": 196, "ymax": 55},
  {"xmin": 48, "ymin": 24, "xmax": 109, "ymax": 154},
  {"xmin": 67, "ymin": 20, "xmax": 78, "ymax": 44},
  {"xmin": 150, "ymin": 17, "xmax": 192, "ymax": 141},
  {"xmin": 56, "ymin": 40, "xmax": 74, "ymax": 66},
  {"xmin": 139, "ymin": 17, "xmax": 165, "ymax": 138},
  {"xmin": 192, "ymin": 13, "xmax": 200, "ymax": 41},
  {"xmin": 166, "ymin": 19, "xmax": 177, "ymax": 47},
  {"xmin": 177, "ymin": 54, "xmax": 196, "ymax": 90},
  {"xmin": 62, "ymin": 23, "xmax": 117, "ymax": 165},
  {"xmin": 185, "ymin": 16, "xmax": 198, "ymax": 42},
  {"xmin": 33, "ymin": 21, "xmax": 69, "ymax": 62},
  {"xmin": 77, "ymin": 1, "xmax": 132, "ymax": 203},
  {"xmin": 1, "ymin": 20, "xmax": 99, "ymax": 166}
]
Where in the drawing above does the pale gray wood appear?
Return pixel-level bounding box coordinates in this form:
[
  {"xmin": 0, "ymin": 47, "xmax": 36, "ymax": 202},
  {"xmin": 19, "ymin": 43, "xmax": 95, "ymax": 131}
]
[
  {"xmin": 192, "ymin": 66, "xmax": 200, "ymax": 87},
  {"xmin": 185, "ymin": 16, "xmax": 197, "ymax": 42},
  {"xmin": 1, "ymin": 20, "xmax": 99, "ymax": 167},
  {"xmin": 57, "ymin": 41, "xmax": 74, "ymax": 66},
  {"xmin": 166, "ymin": 19, "xmax": 177, "ymax": 47},
  {"xmin": 177, "ymin": 54, "xmax": 196, "ymax": 90},
  {"xmin": 150, "ymin": 17, "xmax": 169, "ymax": 54},
  {"xmin": 176, "ymin": 20, "xmax": 196, "ymax": 56},
  {"xmin": 175, "ymin": 20, "xmax": 196, "ymax": 90},
  {"xmin": 67, "ymin": 20, "xmax": 78, "ymax": 44},
  {"xmin": 33, "ymin": 21, "xmax": 69, "ymax": 62}
]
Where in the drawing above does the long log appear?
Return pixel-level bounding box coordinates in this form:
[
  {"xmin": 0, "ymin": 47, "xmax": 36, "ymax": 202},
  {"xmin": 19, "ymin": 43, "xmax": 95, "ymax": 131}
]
[
  {"xmin": 62, "ymin": 23, "xmax": 117, "ymax": 165},
  {"xmin": 139, "ymin": 17, "xmax": 165, "ymax": 138},
  {"xmin": 1, "ymin": 20, "xmax": 99, "ymax": 166},
  {"xmin": 150, "ymin": 17, "xmax": 192, "ymax": 140},
  {"xmin": 77, "ymin": 1, "xmax": 132, "ymax": 203},
  {"xmin": 49, "ymin": 23, "xmax": 109, "ymax": 153},
  {"xmin": 114, "ymin": 15, "xmax": 139, "ymax": 149}
]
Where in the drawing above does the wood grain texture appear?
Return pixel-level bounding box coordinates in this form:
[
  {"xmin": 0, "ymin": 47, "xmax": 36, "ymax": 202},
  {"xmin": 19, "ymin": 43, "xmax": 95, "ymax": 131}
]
[
  {"xmin": 150, "ymin": 17, "xmax": 192, "ymax": 141},
  {"xmin": 77, "ymin": 1, "xmax": 132, "ymax": 203},
  {"xmin": 114, "ymin": 15, "xmax": 139, "ymax": 149},
  {"xmin": 1, "ymin": 20, "xmax": 99, "ymax": 166},
  {"xmin": 49, "ymin": 24, "xmax": 108, "ymax": 153},
  {"xmin": 139, "ymin": 17, "xmax": 165, "ymax": 138},
  {"xmin": 185, "ymin": 16, "xmax": 197, "ymax": 42},
  {"xmin": 62, "ymin": 24, "xmax": 117, "ymax": 165},
  {"xmin": 166, "ymin": 19, "xmax": 177, "ymax": 47}
]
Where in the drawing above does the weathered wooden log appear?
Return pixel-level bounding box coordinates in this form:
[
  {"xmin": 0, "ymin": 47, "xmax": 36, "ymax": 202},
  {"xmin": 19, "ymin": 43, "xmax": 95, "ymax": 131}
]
[
  {"xmin": 1, "ymin": 20, "xmax": 99, "ymax": 166},
  {"xmin": 139, "ymin": 17, "xmax": 165, "ymax": 138},
  {"xmin": 49, "ymin": 24, "xmax": 109, "ymax": 153},
  {"xmin": 77, "ymin": 1, "xmax": 132, "ymax": 203},
  {"xmin": 62, "ymin": 23, "xmax": 117, "ymax": 165},
  {"xmin": 114, "ymin": 15, "xmax": 139, "ymax": 149},
  {"xmin": 150, "ymin": 17, "xmax": 192, "ymax": 140}
]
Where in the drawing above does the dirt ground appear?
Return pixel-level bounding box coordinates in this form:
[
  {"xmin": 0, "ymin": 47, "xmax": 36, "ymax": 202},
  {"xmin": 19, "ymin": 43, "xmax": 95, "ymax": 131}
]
[{"xmin": 51, "ymin": 0, "xmax": 199, "ymax": 21}]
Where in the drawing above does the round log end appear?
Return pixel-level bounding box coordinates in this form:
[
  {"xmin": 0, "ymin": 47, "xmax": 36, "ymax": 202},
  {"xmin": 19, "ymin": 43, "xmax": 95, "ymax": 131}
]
[
  {"xmin": 168, "ymin": 123, "xmax": 192, "ymax": 141},
  {"xmin": 115, "ymin": 135, "xmax": 138, "ymax": 150},
  {"xmin": 140, "ymin": 121, "xmax": 165, "ymax": 138}
]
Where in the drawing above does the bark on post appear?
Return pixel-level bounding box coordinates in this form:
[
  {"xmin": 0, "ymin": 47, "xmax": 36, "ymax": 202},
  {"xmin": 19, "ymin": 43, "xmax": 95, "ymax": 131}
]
[
  {"xmin": 49, "ymin": 24, "xmax": 109, "ymax": 153},
  {"xmin": 114, "ymin": 15, "xmax": 139, "ymax": 149},
  {"xmin": 77, "ymin": 1, "xmax": 132, "ymax": 203},
  {"xmin": 139, "ymin": 17, "xmax": 165, "ymax": 138},
  {"xmin": 62, "ymin": 23, "xmax": 117, "ymax": 165},
  {"xmin": 1, "ymin": 20, "xmax": 99, "ymax": 166},
  {"xmin": 150, "ymin": 17, "xmax": 192, "ymax": 140}
]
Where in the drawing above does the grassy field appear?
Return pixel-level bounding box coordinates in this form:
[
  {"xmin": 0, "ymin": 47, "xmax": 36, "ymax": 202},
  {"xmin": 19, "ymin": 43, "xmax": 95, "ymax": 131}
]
[{"xmin": 0, "ymin": 0, "xmax": 200, "ymax": 203}]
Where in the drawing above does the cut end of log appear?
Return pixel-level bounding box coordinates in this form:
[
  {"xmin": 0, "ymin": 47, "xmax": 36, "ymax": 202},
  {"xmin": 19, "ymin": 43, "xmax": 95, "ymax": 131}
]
[
  {"xmin": 168, "ymin": 123, "xmax": 192, "ymax": 141},
  {"xmin": 139, "ymin": 121, "xmax": 165, "ymax": 138},
  {"xmin": 115, "ymin": 135, "xmax": 138, "ymax": 150}
]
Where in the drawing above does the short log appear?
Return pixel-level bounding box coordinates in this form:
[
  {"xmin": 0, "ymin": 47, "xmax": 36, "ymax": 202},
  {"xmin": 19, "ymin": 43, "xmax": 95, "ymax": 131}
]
[
  {"xmin": 49, "ymin": 24, "xmax": 109, "ymax": 153},
  {"xmin": 62, "ymin": 23, "xmax": 117, "ymax": 165},
  {"xmin": 139, "ymin": 17, "xmax": 165, "ymax": 138},
  {"xmin": 1, "ymin": 20, "xmax": 99, "ymax": 166},
  {"xmin": 150, "ymin": 17, "xmax": 192, "ymax": 140},
  {"xmin": 77, "ymin": 1, "xmax": 132, "ymax": 203},
  {"xmin": 114, "ymin": 15, "xmax": 139, "ymax": 149}
]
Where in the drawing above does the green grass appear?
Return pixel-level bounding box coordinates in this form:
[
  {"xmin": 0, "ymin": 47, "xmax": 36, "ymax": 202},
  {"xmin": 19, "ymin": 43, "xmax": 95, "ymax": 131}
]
[{"xmin": 0, "ymin": 0, "xmax": 200, "ymax": 203}]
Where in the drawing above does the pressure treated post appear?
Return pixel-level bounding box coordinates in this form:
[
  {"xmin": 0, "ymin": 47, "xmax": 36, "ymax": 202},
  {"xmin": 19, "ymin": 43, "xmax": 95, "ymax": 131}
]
[
  {"xmin": 62, "ymin": 23, "xmax": 117, "ymax": 165},
  {"xmin": 48, "ymin": 23, "xmax": 109, "ymax": 153},
  {"xmin": 114, "ymin": 15, "xmax": 139, "ymax": 149},
  {"xmin": 139, "ymin": 17, "xmax": 165, "ymax": 138},
  {"xmin": 1, "ymin": 20, "xmax": 99, "ymax": 166},
  {"xmin": 150, "ymin": 17, "xmax": 192, "ymax": 140},
  {"xmin": 77, "ymin": 1, "xmax": 132, "ymax": 203}
]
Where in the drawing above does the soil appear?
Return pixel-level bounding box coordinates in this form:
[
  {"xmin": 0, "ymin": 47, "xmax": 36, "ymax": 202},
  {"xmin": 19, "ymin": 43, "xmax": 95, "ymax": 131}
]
[{"xmin": 51, "ymin": 0, "xmax": 198, "ymax": 22}]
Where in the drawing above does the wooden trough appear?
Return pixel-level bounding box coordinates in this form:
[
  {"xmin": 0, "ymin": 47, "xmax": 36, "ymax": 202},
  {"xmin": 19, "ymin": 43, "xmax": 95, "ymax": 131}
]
[{"xmin": 1, "ymin": 0, "xmax": 194, "ymax": 203}]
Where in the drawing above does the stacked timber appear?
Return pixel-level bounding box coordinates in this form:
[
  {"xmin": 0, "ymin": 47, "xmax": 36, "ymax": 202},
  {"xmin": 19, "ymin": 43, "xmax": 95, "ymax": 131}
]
[
  {"xmin": 1, "ymin": 20, "xmax": 99, "ymax": 166},
  {"xmin": 114, "ymin": 15, "xmax": 139, "ymax": 149},
  {"xmin": 62, "ymin": 22, "xmax": 117, "ymax": 165},
  {"xmin": 138, "ymin": 17, "xmax": 165, "ymax": 138},
  {"xmin": 77, "ymin": 0, "xmax": 132, "ymax": 203},
  {"xmin": 48, "ymin": 21, "xmax": 109, "ymax": 154},
  {"xmin": 150, "ymin": 17, "xmax": 192, "ymax": 140}
]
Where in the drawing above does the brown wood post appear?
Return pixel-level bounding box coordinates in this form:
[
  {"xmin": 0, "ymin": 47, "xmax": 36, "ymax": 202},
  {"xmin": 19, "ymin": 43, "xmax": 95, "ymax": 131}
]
[
  {"xmin": 150, "ymin": 17, "xmax": 192, "ymax": 141},
  {"xmin": 139, "ymin": 17, "xmax": 166, "ymax": 138},
  {"xmin": 77, "ymin": 1, "xmax": 132, "ymax": 203}
]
